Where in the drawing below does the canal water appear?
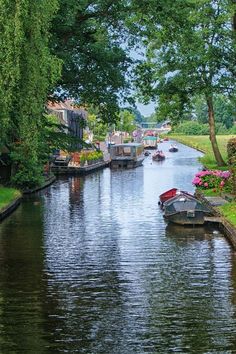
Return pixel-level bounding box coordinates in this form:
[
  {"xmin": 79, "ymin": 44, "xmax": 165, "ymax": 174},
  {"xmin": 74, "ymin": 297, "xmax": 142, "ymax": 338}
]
[{"xmin": 0, "ymin": 142, "xmax": 236, "ymax": 353}]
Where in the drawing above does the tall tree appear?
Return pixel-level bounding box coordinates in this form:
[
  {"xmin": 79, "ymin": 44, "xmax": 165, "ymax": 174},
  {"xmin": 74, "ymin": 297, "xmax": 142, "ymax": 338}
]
[
  {"xmin": 50, "ymin": 0, "xmax": 133, "ymax": 123},
  {"xmin": 133, "ymin": 0, "xmax": 236, "ymax": 166},
  {"xmin": 0, "ymin": 0, "xmax": 61, "ymax": 188}
]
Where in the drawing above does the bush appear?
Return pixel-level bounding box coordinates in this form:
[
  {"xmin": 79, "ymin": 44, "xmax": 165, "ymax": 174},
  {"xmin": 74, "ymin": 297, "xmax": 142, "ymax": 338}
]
[
  {"xmin": 227, "ymin": 137, "xmax": 236, "ymax": 163},
  {"xmin": 173, "ymin": 121, "xmax": 209, "ymax": 135},
  {"xmin": 192, "ymin": 169, "xmax": 232, "ymax": 193},
  {"xmin": 227, "ymin": 137, "xmax": 236, "ymax": 195},
  {"xmin": 229, "ymin": 125, "xmax": 236, "ymax": 134},
  {"xmin": 215, "ymin": 123, "xmax": 229, "ymax": 135},
  {"xmin": 79, "ymin": 150, "xmax": 103, "ymax": 164}
]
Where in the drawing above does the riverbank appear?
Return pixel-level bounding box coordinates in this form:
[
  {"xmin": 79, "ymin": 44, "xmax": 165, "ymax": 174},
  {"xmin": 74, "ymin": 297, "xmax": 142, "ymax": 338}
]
[
  {"xmin": 170, "ymin": 135, "xmax": 236, "ymax": 235},
  {"xmin": 0, "ymin": 187, "xmax": 22, "ymax": 221},
  {"xmin": 196, "ymin": 191, "xmax": 236, "ymax": 249}
]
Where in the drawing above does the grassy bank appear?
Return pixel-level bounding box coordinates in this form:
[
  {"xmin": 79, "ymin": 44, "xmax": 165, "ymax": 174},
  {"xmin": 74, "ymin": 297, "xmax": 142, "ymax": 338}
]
[
  {"xmin": 168, "ymin": 134, "xmax": 236, "ymax": 226},
  {"xmin": 0, "ymin": 187, "xmax": 21, "ymax": 211},
  {"xmin": 218, "ymin": 203, "xmax": 236, "ymax": 226},
  {"xmin": 169, "ymin": 134, "xmax": 235, "ymax": 169}
]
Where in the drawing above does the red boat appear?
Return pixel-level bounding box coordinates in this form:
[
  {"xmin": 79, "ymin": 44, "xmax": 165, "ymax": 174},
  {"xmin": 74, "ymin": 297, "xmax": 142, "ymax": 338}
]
[
  {"xmin": 159, "ymin": 188, "xmax": 178, "ymax": 204},
  {"xmin": 159, "ymin": 188, "xmax": 193, "ymax": 205},
  {"xmin": 152, "ymin": 150, "xmax": 165, "ymax": 161}
]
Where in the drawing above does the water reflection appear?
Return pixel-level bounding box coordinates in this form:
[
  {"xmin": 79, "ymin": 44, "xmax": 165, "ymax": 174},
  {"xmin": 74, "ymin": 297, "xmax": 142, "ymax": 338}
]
[{"xmin": 0, "ymin": 142, "xmax": 236, "ymax": 353}]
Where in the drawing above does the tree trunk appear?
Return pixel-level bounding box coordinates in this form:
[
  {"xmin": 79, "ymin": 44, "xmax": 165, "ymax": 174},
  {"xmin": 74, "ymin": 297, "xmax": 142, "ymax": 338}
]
[{"xmin": 206, "ymin": 95, "xmax": 226, "ymax": 167}]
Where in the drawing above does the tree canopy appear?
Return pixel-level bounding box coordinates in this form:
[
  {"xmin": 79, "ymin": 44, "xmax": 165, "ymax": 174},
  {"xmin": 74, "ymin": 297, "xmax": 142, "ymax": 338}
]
[
  {"xmin": 133, "ymin": 0, "xmax": 236, "ymax": 166},
  {"xmin": 50, "ymin": 0, "xmax": 133, "ymax": 122}
]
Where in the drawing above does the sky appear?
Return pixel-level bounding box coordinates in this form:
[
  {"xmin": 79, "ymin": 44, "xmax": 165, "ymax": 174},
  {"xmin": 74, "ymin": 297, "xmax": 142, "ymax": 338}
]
[{"xmin": 136, "ymin": 101, "xmax": 155, "ymax": 117}]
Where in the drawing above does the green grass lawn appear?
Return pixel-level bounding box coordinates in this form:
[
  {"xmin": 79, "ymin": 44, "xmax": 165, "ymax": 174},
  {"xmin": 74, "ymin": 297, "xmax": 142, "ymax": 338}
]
[
  {"xmin": 218, "ymin": 203, "xmax": 236, "ymax": 226},
  {"xmin": 0, "ymin": 187, "xmax": 21, "ymax": 211},
  {"xmin": 168, "ymin": 134, "xmax": 236, "ymax": 226},
  {"xmin": 169, "ymin": 134, "xmax": 235, "ymax": 169}
]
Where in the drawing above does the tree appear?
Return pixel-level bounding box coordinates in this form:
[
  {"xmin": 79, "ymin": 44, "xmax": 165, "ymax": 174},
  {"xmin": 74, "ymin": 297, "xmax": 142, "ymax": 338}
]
[
  {"xmin": 133, "ymin": 0, "xmax": 236, "ymax": 166},
  {"xmin": 193, "ymin": 95, "xmax": 235, "ymax": 128},
  {"xmin": 117, "ymin": 110, "xmax": 136, "ymax": 134},
  {"xmin": 0, "ymin": 1, "xmax": 61, "ymax": 188},
  {"xmin": 50, "ymin": 0, "xmax": 133, "ymax": 123}
]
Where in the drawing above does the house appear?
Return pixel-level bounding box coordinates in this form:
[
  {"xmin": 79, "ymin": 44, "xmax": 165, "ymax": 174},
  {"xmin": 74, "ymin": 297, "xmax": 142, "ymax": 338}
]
[{"xmin": 47, "ymin": 100, "xmax": 87, "ymax": 150}]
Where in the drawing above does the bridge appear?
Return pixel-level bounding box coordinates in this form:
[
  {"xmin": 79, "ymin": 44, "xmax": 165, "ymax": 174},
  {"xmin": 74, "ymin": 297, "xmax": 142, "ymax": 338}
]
[{"xmin": 139, "ymin": 121, "xmax": 171, "ymax": 134}]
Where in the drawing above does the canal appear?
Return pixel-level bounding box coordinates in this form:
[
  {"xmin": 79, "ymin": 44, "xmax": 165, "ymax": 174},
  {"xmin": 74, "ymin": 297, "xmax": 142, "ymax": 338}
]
[{"xmin": 0, "ymin": 142, "xmax": 236, "ymax": 353}]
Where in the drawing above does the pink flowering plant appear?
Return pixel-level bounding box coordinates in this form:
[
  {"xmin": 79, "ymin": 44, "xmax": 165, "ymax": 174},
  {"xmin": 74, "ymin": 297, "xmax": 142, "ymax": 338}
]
[{"xmin": 192, "ymin": 170, "xmax": 231, "ymax": 193}]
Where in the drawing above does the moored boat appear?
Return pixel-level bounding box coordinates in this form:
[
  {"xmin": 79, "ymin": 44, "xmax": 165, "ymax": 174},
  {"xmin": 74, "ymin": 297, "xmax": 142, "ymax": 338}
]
[
  {"xmin": 169, "ymin": 144, "xmax": 178, "ymax": 152},
  {"xmin": 159, "ymin": 188, "xmax": 192, "ymax": 204},
  {"xmin": 163, "ymin": 192, "xmax": 212, "ymax": 225},
  {"xmin": 159, "ymin": 188, "xmax": 178, "ymax": 204},
  {"xmin": 110, "ymin": 143, "xmax": 144, "ymax": 169},
  {"xmin": 144, "ymin": 151, "xmax": 151, "ymax": 156},
  {"xmin": 143, "ymin": 136, "xmax": 158, "ymax": 149},
  {"xmin": 152, "ymin": 150, "xmax": 165, "ymax": 161}
]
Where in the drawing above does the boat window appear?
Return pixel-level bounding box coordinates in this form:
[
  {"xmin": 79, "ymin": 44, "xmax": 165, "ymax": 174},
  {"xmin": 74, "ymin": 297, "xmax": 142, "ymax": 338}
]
[
  {"xmin": 173, "ymin": 201, "xmax": 197, "ymax": 212},
  {"xmin": 123, "ymin": 147, "xmax": 131, "ymax": 156},
  {"xmin": 115, "ymin": 147, "xmax": 123, "ymax": 156}
]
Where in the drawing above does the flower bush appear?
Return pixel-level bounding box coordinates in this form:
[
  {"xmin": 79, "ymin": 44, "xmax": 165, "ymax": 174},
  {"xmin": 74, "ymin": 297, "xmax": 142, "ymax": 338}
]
[
  {"xmin": 192, "ymin": 169, "xmax": 232, "ymax": 193},
  {"xmin": 80, "ymin": 150, "xmax": 103, "ymax": 165}
]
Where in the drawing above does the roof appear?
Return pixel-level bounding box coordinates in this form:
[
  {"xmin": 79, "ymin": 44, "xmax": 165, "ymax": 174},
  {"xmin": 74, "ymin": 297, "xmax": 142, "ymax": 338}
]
[
  {"xmin": 111, "ymin": 143, "xmax": 143, "ymax": 147},
  {"xmin": 47, "ymin": 100, "xmax": 87, "ymax": 116},
  {"xmin": 143, "ymin": 136, "xmax": 157, "ymax": 140}
]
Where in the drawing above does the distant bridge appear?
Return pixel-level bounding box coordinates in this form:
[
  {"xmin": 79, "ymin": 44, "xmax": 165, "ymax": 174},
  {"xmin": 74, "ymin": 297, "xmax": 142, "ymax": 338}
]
[
  {"xmin": 139, "ymin": 121, "xmax": 171, "ymax": 134},
  {"xmin": 140, "ymin": 122, "xmax": 159, "ymax": 129}
]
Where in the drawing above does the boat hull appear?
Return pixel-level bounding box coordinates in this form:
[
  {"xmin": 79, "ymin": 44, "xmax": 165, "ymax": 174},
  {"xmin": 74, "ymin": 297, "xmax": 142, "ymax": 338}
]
[
  {"xmin": 152, "ymin": 154, "xmax": 165, "ymax": 161},
  {"xmin": 110, "ymin": 157, "xmax": 144, "ymax": 169},
  {"xmin": 164, "ymin": 210, "xmax": 206, "ymax": 225}
]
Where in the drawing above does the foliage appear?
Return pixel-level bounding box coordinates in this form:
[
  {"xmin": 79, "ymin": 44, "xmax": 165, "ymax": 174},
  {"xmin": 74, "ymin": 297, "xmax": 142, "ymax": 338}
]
[
  {"xmin": 230, "ymin": 125, "xmax": 236, "ymax": 134},
  {"xmin": 51, "ymin": 0, "xmax": 133, "ymax": 123},
  {"xmin": 0, "ymin": 1, "xmax": 61, "ymax": 189},
  {"xmin": 86, "ymin": 110, "xmax": 109, "ymax": 141},
  {"xmin": 133, "ymin": 0, "xmax": 236, "ymax": 166},
  {"xmin": 193, "ymin": 95, "xmax": 235, "ymax": 129},
  {"xmin": 173, "ymin": 121, "xmax": 209, "ymax": 135},
  {"xmin": 80, "ymin": 150, "xmax": 103, "ymax": 164},
  {"xmin": 227, "ymin": 138, "xmax": 236, "ymax": 162},
  {"xmin": 0, "ymin": 187, "xmax": 21, "ymax": 211},
  {"xmin": 192, "ymin": 170, "xmax": 232, "ymax": 193},
  {"xmin": 227, "ymin": 137, "xmax": 236, "ymax": 195},
  {"xmin": 39, "ymin": 114, "xmax": 85, "ymax": 162},
  {"xmin": 116, "ymin": 110, "xmax": 137, "ymax": 134}
]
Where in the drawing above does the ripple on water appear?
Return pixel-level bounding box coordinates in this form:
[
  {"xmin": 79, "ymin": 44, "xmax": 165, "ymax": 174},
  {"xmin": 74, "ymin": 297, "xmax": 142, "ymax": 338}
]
[{"xmin": 0, "ymin": 145, "xmax": 235, "ymax": 353}]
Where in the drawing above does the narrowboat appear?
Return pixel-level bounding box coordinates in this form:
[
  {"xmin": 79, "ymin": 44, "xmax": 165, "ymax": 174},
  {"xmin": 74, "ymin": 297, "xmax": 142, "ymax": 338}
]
[
  {"xmin": 143, "ymin": 136, "xmax": 158, "ymax": 149},
  {"xmin": 163, "ymin": 192, "xmax": 212, "ymax": 225},
  {"xmin": 110, "ymin": 143, "xmax": 144, "ymax": 169},
  {"xmin": 152, "ymin": 150, "xmax": 165, "ymax": 161}
]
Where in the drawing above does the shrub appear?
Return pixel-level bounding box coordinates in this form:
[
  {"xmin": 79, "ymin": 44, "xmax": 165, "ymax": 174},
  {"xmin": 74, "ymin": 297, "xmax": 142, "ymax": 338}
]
[
  {"xmin": 227, "ymin": 137, "xmax": 236, "ymax": 195},
  {"xmin": 173, "ymin": 121, "xmax": 209, "ymax": 135},
  {"xmin": 215, "ymin": 123, "xmax": 229, "ymax": 135},
  {"xmin": 229, "ymin": 125, "xmax": 236, "ymax": 134},
  {"xmin": 227, "ymin": 137, "xmax": 236, "ymax": 163},
  {"xmin": 192, "ymin": 169, "xmax": 232, "ymax": 193},
  {"xmin": 79, "ymin": 150, "xmax": 103, "ymax": 164}
]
